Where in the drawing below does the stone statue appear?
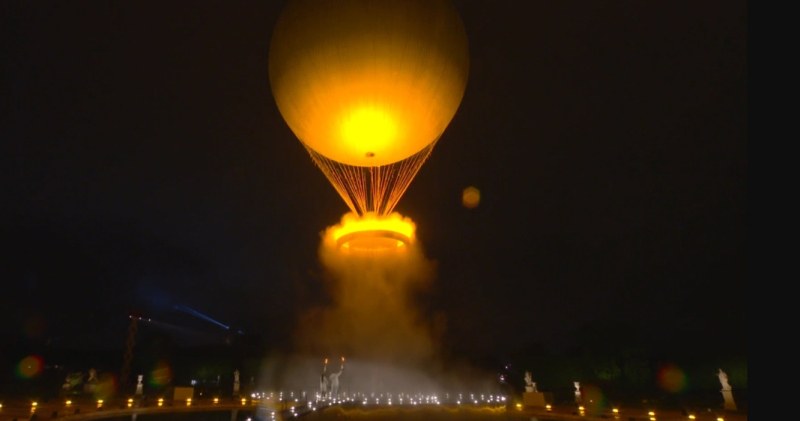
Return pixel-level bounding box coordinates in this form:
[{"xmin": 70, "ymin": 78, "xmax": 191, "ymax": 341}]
[
  {"xmin": 83, "ymin": 368, "xmax": 98, "ymax": 394},
  {"xmin": 717, "ymin": 368, "xmax": 731, "ymax": 391},
  {"xmin": 524, "ymin": 371, "xmax": 537, "ymax": 392},
  {"xmin": 63, "ymin": 372, "xmax": 83, "ymax": 391},
  {"xmin": 717, "ymin": 368, "xmax": 736, "ymax": 410},
  {"xmin": 87, "ymin": 368, "xmax": 98, "ymax": 383}
]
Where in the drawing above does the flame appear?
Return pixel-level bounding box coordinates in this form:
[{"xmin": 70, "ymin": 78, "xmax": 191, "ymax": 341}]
[{"xmin": 327, "ymin": 212, "xmax": 415, "ymax": 251}]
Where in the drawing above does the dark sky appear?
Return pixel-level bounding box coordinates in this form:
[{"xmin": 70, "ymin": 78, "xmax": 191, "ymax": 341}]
[{"xmin": 2, "ymin": 1, "xmax": 746, "ymax": 362}]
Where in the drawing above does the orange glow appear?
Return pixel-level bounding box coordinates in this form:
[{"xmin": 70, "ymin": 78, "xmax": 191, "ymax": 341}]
[
  {"xmin": 270, "ymin": 0, "xmax": 469, "ymax": 216},
  {"xmin": 657, "ymin": 363, "xmax": 688, "ymax": 393},
  {"xmin": 327, "ymin": 212, "xmax": 415, "ymax": 251},
  {"xmin": 340, "ymin": 107, "xmax": 399, "ymax": 158},
  {"xmin": 270, "ymin": 0, "xmax": 468, "ymax": 167},
  {"xmin": 150, "ymin": 360, "xmax": 172, "ymax": 386},
  {"xmin": 462, "ymin": 186, "xmax": 481, "ymax": 208}
]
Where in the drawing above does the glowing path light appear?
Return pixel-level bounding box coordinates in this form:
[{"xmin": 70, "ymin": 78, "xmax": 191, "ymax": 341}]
[{"xmin": 269, "ymin": 0, "xmax": 469, "ymax": 216}]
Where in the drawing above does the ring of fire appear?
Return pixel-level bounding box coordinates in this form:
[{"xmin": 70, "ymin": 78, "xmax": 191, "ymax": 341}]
[
  {"xmin": 336, "ymin": 229, "xmax": 411, "ymax": 251},
  {"xmin": 330, "ymin": 213, "xmax": 415, "ymax": 252}
]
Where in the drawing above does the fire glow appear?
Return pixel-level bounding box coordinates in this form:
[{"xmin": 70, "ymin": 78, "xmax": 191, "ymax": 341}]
[{"xmin": 327, "ymin": 212, "xmax": 415, "ymax": 252}]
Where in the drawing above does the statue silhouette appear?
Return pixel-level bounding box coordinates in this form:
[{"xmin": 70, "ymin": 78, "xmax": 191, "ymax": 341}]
[{"xmin": 717, "ymin": 368, "xmax": 732, "ymax": 391}]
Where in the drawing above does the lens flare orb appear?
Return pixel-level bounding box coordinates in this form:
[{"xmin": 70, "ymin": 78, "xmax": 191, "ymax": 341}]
[{"xmin": 17, "ymin": 355, "xmax": 43, "ymax": 379}]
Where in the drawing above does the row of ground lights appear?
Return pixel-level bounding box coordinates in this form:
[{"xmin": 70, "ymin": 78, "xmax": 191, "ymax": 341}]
[
  {"xmin": 516, "ymin": 404, "xmax": 726, "ymax": 421},
  {"xmin": 17, "ymin": 397, "xmax": 254, "ymax": 412},
  {"xmin": 9, "ymin": 399, "xmax": 726, "ymax": 420}
]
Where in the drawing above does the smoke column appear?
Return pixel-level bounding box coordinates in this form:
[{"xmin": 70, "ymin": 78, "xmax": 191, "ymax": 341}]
[
  {"xmin": 291, "ymin": 213, "xmax": 444, "ymax": 392},
  {"xmin": 257, "ymin": 213, "xmax": 500, "ymax": 397}
]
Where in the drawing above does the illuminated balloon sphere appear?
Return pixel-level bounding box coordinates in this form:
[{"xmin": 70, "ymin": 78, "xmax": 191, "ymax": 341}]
[{"xmin": 269, "ymin": 0, "xmax": 469, "ymax": 215}]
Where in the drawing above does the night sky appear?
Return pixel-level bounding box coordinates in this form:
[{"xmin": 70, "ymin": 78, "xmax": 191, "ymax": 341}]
[{"xmin": 2, "ymin": 1, "xmax": 746, "ymax": 364}]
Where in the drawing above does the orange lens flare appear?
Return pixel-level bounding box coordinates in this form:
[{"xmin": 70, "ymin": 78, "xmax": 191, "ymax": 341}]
[
  {"xmin": 17, "ymin": 355, "xmax": 44, "ymax": 379},
  {"xmin": 657, "ymin": 363, "xmax": 688, "ymax": 393},
  {"xmin": 462, "ymin": 186, "xmax": 480, "ymax": 208}
]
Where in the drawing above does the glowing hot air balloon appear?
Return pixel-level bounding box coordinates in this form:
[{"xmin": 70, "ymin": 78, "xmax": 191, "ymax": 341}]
[{"xmin": 269, "ymin": 0, "xmax": 469, "ymax": 217}]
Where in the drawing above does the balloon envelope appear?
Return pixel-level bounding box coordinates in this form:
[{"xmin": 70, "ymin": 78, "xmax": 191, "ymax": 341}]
[{"xmin": 269, "ymin": 0, "xmax": 469, "ymax": 214}]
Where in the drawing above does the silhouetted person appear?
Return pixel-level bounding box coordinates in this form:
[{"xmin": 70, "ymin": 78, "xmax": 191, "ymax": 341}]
[
  {"xmin": 328, "ymin": 357, "xmax": 345, "ymax": 399},
  {"xmin": 320, "ymin": 358, "xmax": 329, "ymax": 397}
]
